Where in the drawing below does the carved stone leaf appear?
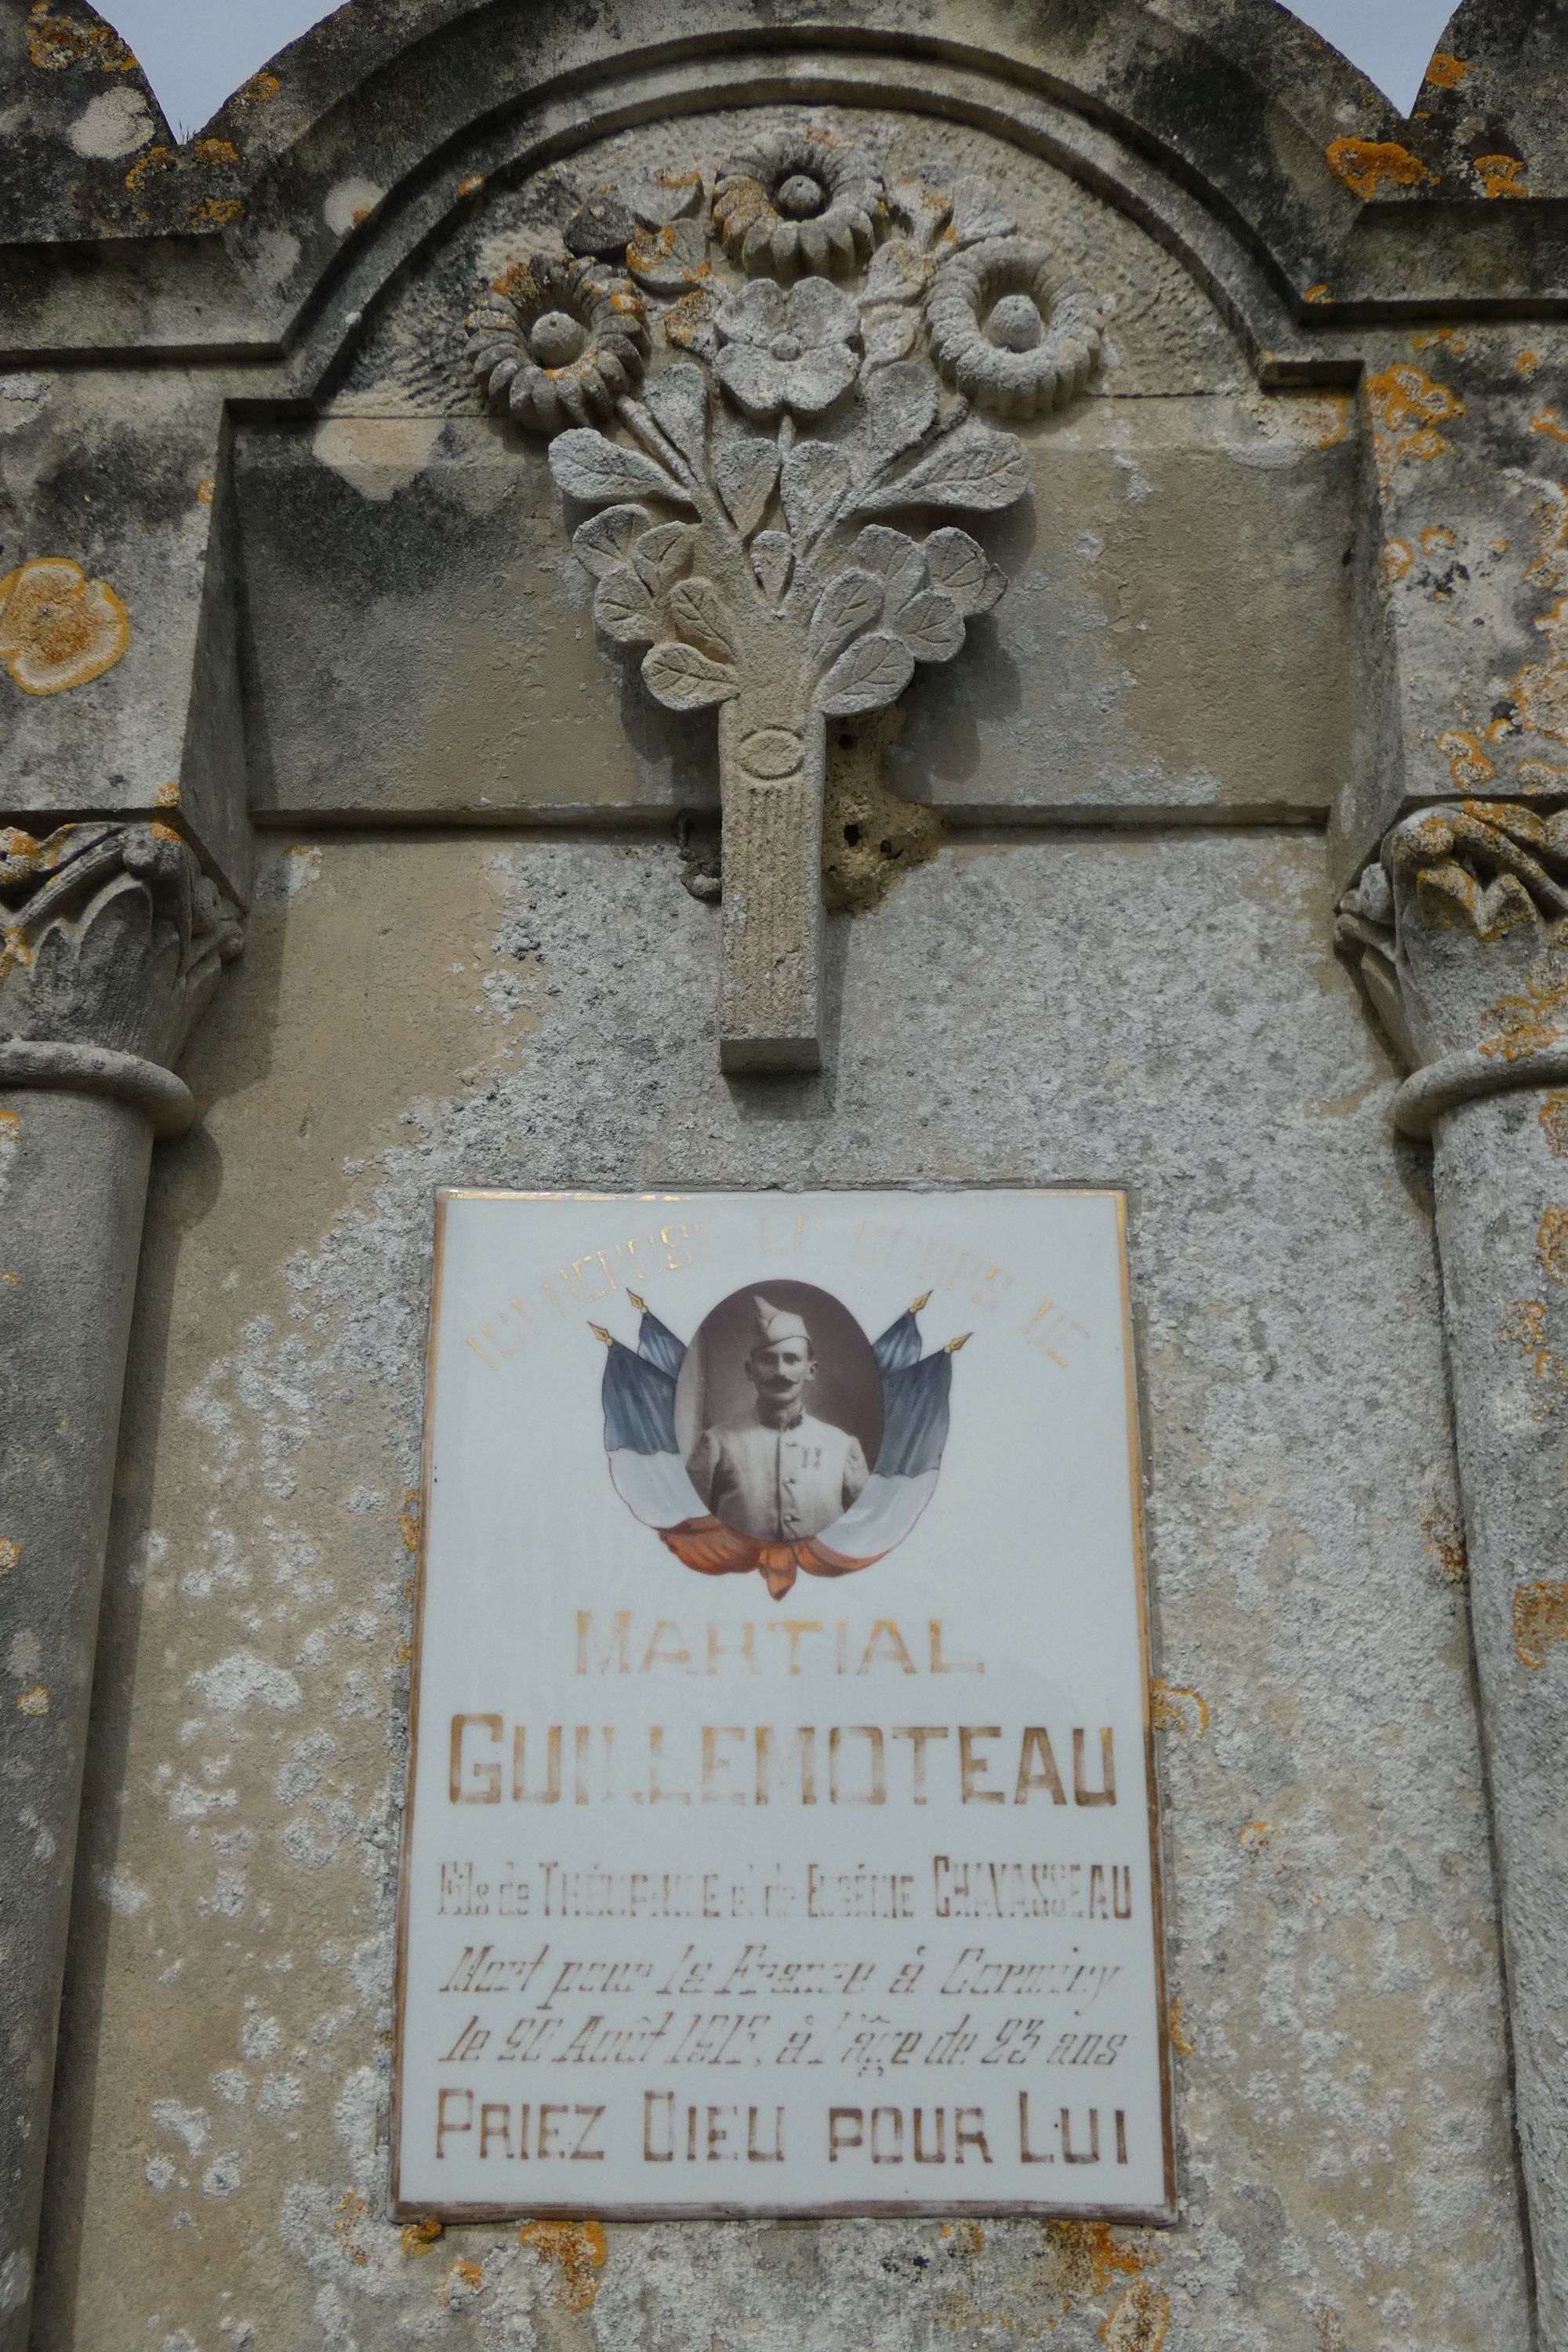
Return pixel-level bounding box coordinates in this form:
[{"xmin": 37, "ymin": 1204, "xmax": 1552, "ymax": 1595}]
[
  {"xmin": 889, "ymin": 586, "xmax": 965, "ymax": 664},
  {"xmin": 808, "ymin": 568, "xmax": 884, "ymax": 667},
  {"xmin": 862, "ymin": 361, "xmax": 939, "ymax": 459},
  {"xmin": 862, "ymin": 239, "xmax": 928, "ymax": 305},
  {"xmin": 750, "ymin": 530, "xmax": 793, "ymax": 602},
  {"xmin": 643, "ymin": 364, "xmax": 708, "ymax": 470},
  {"xmin": 782, "ymin": 441, "xmax": 851, "ymax": 543},
  {"xmin": 949, "ymin": 174, "xmax": 1018, "ymax": 244},
  {"xmin": 858, "ymin": 423, "xmax": 1029, "ymax": 514},
  {"xmin": 815, "ymin": 630, "xmax": 916, "ymax": 716},
  {"xmin": 572, "ymin": 503, "xmax": 654, "ymax": 578},
  {"xmin": 632, "ymin": 521, "xmax": 695, "ymax": 594},
  {"xmin": 861, "ymin": 311, "xmax": 919, "ymax": 369},
  {"xmin": 852, "ymin": 525, "xmax": 926, "ymax": 606},
  {"xmin": 715, "ymin": 438, "xmax": 780, "ymax": 537},
  {"xmin": 666, "ymin": 575, "xmax": 735, "ymax": 662},
  {"xmin": 550, "ymin": 429, "xmax": 691, "ymax": 507},
  {"xmin": 593, "ymin": 564, "xmax": 661, "ymax": 645},
  {"xmin": 923, "ymin": 525, "xmax": 1005, "ymax": 616},
  {"xmin": 642, "ymin": 640, "xmax": 739, "ymax": 710}
]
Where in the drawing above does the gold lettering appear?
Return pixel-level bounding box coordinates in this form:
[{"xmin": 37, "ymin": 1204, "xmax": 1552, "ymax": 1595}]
[
  {"xmin": 450, "ymin": 1713, "xmax": 502, "ymax": 1803},
  {"xmin": 892, "ymin": 1724, "xmax": 949, "ymax": 1803},
  {"xmin": 829, "ymin": 1724, "xmax": 886, "ymax": 1804},
  {"xmin": 1073, "ymin": 1726, "xmax": 1116, "ymax": 1806},
  {"xmin": 701, "ymin": 1726, "xmax": 746, "ymax": 1804},
  {"xmin": 576, "ymin": 1610, "xmax": 630, "ymax": 1674},
  {"xmin": 858, "ymin": 1620, "xmax": 916, "ymax": 1674},
  {"xmin": 1014, "ymin": 1726, "xmax": 1067, "ymax": 1806},
  {"xmin": 930, "ymin": 1619, "xmax": 984, "ymax": 1673},
  {"xmin": 959, "ymin": 1725, "xmax": 1004, "ymax": 1804}
]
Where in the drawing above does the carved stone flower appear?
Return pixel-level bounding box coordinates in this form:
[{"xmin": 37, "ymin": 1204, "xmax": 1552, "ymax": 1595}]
[
  {"xmin": 466, "ymin": 252, "xmax": 649, "ymax": 432},
  {"xmin": 712, "ymin": 128, "xmax": 883, "ymax": 280},
  {"xmin": 926, "ymin": 238, "xmax": 1103, "ymax": 419},
  {"xmin": 713, "ymin": 278, "xmax": 859, "ymax": 420}
]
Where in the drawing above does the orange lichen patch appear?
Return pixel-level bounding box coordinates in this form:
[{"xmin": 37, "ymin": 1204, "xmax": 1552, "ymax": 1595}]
[
  {"xmin": 0, "ymin": 1108, "xmax": 19, "ymax": 1137},
  {"xmin": 1379, "ymin": 539, "xmax": 1414, "ymax": 592},
  {"xmin": 517, "ymin": 2219, "xmax": 608, "ymax": 2313},
  {"xmin": 1422, "ymin": 1504, "xmax": 1468, "ymax": 1584},
  {"xmin": 401, "ymin": 2216, "xmax": 443, "ymax": 2256},
  {"xmin": 399, "ymin": 1490, "xmax": 420, "ymax": 1554},
  {"xmin": 1475, "ymin": 154, "xmax": 1530, "ymax": 200},
  {"xmin": 1421, "ymin": 524, "xmax": 1456, "ymax": 554},
  {"xmin": 1150, "ymin": 1682, "xmax": 1208, "ymax": 1739},
  {"xmin": 1538, "ymin": 1204, "xmax": 1568, "ymax": 1287},
  {"xmin": 1522, "ymin": 761, "xmax": 1568, "ymax": 792},
  {"xmin": 1040, "ymin": 2220, "xmax": 1153, "ymax": 2299},
  {"xmin": 1500, "ymin": 1298, "xmax": 1568, "ymax": 1412},
  {"xmin": 192, "ymin": 137, "xmax": 238, "ymax": 168},
  {"xmin": 25, "ymin": 2, "xmax": 135, "ymax": 71},
  {"xmin": 0, "ymin": 1540, "xmax": 19, "ymax": 1578},
  {"xmin": 1436, "ymin": 729, "xmax": 1497, "ymax": 789},
  {"xmin": 187, "ymin": 196, "xmax": 244, "ymax": 228},
  {"xmin": 1326, "ymin": 139, "xmax": 1428, "ymax": 201},
  {"xmin": 1425, "ymin": 52, "xmax": 1471, "ymax": 89},
  {"xmin": 1518, "ymin": 350, "xmax": 1542, "ymax": 379},
  {"xmin": 333, "ymin": 2190, "xmax": 370, "ymax": 2266},
  {"xmin": 1506, "ymin": 602, "xmax": 1568, "ymax": 746},
  {"xmin": 1237, "ymin": 1820, "xmax": 1279, "ymax": 1866},
  {"xmin": 1541, "ymin": 1094, "xmax": 1568, "ymax": 1156},
  {"xmin": 1303, "ymin": 281, "xmax": 1330, "ymax": 305},
  {"xmin": 16, "ymin": 1686, "xmax": 49, "ymax": 1716},
  {"xmin": 1364, "ymin": 365, "xmax": 1465, "ymax": 486},
  {"xmin": 1102, "ymin": 2279, "xmax": 1170, "ymax": 2352},
  {"xmin": 1317, "ymin": 2311, "xmax": 1350, "ymax": 2352},
  {"xmin": 195, "ymin": 477, "xmax": 215, "ymax": 506},
  {"xmin": 458, "ymin": 173, "xmax": 485, "ymax": 200},
  {"xmin": 0, "ymin": 558, "xmax": 129, "ymax": 696},
  {"xmin": 154, "ymin": 780, "xmax": 180, "ymax": 806},
  {"xmin": 941, "ymin": 2219, "xmax": 985, "ymax": 2253},
  {"xmin": 1514, "ymin": 1581, "xmax": 1568, "ymax": 1668},
  {"xmin": 1531, "ymin": 410, "xmax": 1568, "ymax": 445},
  {"xmin": 0, "ymin": 1274, "xmax": 15, "ymax": 1287},
  {"xmin": 125, "ymin": 143, "xmax": 174, "ymax": 193},
  {"xmin": 440, "ymin": 2257, "xmax": 485, "ymax": 2307},
  {"xmin": 234, "ymin": 67, "xmax": 279, "ymax": 104},
  {"xmin": 1310, "ymin": 392, "xmax": 1349, "ymax": 448},
  {"xmin": 1167, "ymin": 1995, "xmax": 1194, "ymax": 2056}
]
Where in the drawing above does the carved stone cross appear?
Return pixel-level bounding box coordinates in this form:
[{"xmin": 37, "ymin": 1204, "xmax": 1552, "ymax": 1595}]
[{"xmin": 465, "ymin": 123, "xmax": 1104, "ymax": 1069}]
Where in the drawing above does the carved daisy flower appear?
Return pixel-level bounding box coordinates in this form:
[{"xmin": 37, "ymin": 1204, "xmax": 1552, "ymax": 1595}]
[
  {"xmin": 466, "ymin": 252, "xmax": 649, "ymax": 433},
  {"xmin": 926, "ymin": 238, "xmax": 1104, "ymax": 419},
  {"xmin": 712, "ymin": 128, "xmax": 883, "ymax": 281},
  {"xmin": 713, "ymin": 278, "xmax": 860, "ymax": 419}
]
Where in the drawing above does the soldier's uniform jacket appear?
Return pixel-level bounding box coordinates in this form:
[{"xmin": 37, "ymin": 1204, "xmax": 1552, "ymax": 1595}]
[{"xmin": 689, "ymin": 1410, "xmax": 869, "ymax": 1541}]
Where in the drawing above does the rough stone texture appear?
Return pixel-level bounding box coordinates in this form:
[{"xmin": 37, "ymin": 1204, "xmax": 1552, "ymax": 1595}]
[{"xmin": 36, "ymin": 829, "xmax": 1530, "ymax": 2350}]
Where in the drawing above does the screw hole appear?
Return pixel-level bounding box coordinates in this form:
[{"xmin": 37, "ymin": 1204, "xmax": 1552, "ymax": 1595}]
[
  {"xmin": 838, "ymin": 731, "xmax": 855, "ymax": 750},
  {"xmin": 843, "ymin": 822, "xmax": 861, "ymax": 845}
]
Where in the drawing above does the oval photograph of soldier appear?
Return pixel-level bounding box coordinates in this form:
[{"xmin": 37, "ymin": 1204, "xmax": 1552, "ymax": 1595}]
[
  {"xmin": 675, "ymin": 1285, "xmax": 884, "ymax": 1544},
  {"xmin": 594, "ymin": 1281, "xmax": 966, "ymax": 1598}
]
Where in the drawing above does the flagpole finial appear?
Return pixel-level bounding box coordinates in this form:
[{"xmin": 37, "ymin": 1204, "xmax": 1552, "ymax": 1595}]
[
  {"xmin": 627, "ymin": 1290, "xmax": 647, "ymax": 1314},
  {"xmin": 910, "ymin": 1291, "xmax": 931, "ymax": 1313},
  {"xmin": 590, "ymin": 1322, "xmax": 614, "ymax": 1347},
  {"xmin": 946, "ymin": 1332, "xmax": 972, "ymax": 1353}
]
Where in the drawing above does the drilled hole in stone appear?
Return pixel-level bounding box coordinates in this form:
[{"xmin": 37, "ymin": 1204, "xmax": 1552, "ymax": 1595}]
[
  {"xmin": 838, "ymin": 731, "xmax": 855, "ymax": 750},
  {"xmin": 880, "ymin": 840, "xmax": 898, "ymax": 858},
  {"xmin": 843, "ymin": 822, "xmax": 862, "ymax": 845}
]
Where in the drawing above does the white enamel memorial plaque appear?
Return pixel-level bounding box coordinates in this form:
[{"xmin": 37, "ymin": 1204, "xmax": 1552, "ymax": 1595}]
[{"xmin": 393, "ymin": 1189, "xmax": 1174, "ymax": 2219}]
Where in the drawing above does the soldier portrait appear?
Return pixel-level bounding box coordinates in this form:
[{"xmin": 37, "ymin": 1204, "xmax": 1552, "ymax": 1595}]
[{"xmin": 675, "ymin": 1283, "xmax": 885, "ymax": 1543}]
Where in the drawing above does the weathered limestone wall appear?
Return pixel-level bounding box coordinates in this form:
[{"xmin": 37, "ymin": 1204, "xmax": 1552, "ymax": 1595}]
[{"xmin": 38, "ymin": 829, "xmax": 1528, "ymax": 2350}]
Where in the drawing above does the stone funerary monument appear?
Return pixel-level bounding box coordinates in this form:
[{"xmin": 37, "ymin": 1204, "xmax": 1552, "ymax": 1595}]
[{"xmin": 2, "ymin": 1, "xmax": 1568, "ymax": 2347}]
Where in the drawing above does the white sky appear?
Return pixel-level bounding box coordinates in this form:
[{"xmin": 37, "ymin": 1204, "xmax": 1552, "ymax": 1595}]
[{"xmin": 97, "ymin": 0, "xmax": 1461, "ymax": 143}]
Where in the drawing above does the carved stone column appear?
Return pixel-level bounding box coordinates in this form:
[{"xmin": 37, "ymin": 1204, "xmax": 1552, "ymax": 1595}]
[
  {"xmin": 0, "ymin": 822, "xmax": 239, "ymax": 2347},
  {"xmin": 1339, "ymin": 804, "xmax": 1568, "ymax": 2344}
]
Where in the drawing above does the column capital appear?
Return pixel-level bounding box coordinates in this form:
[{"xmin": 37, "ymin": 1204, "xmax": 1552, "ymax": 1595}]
[{"xmin": 0, "ymin": 821, "xmax": 241, "ymax": 1136}]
